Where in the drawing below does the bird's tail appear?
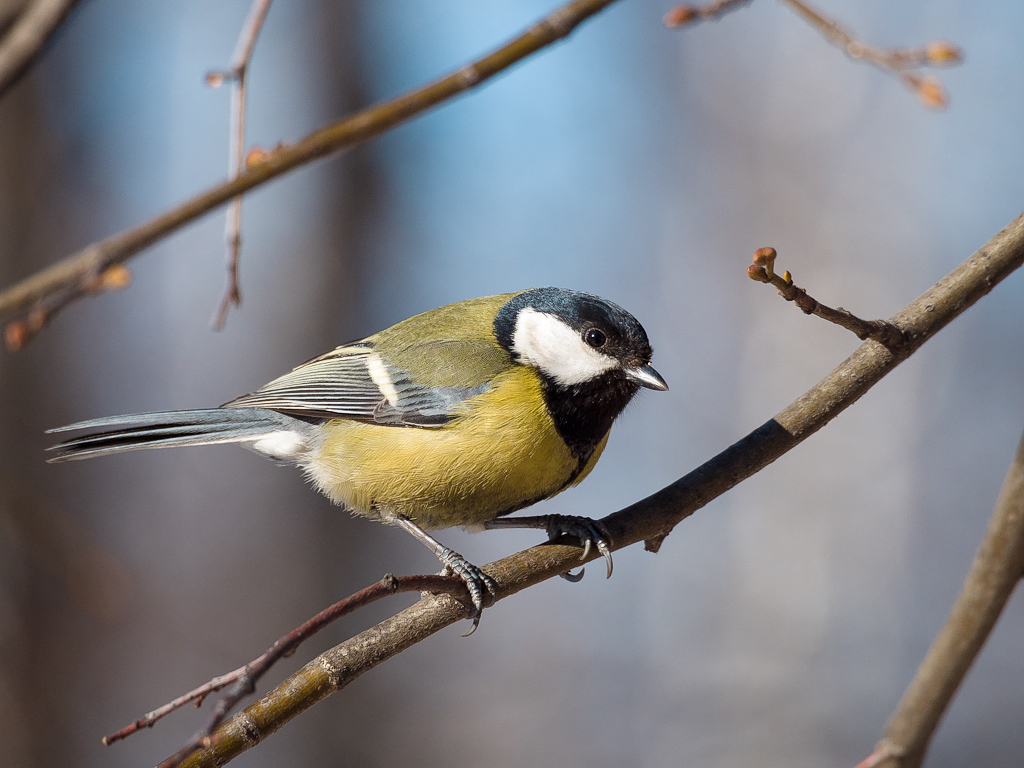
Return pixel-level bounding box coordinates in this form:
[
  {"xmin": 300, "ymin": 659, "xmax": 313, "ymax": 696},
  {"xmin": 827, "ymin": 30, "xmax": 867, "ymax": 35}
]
[{"xmin": 46, "ymin": 407, "xmax": 308, "ymax": 462}]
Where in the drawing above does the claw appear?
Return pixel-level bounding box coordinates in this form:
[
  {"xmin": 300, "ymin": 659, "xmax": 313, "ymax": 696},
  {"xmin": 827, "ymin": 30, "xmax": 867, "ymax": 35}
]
[
  {"xmin": 594, "ymin": 531, "xmax": 613, "ymax": 579},
  {"xmin": 545, "ymin": 515, "xmax": 615, "ymax": 580},
  {"xmin": 437, "ymin": 547, "xmax": 497, "ymax": 635},
  {"xmin": 560, "ymin": 567, "xmax": 585, "ymax": 583}
]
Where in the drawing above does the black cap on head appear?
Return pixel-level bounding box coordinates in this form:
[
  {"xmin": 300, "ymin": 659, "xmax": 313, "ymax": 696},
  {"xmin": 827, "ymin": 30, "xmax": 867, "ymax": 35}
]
[{"xmin": 494, "ymin": 287, "xmax": 653, "ymax": 370}]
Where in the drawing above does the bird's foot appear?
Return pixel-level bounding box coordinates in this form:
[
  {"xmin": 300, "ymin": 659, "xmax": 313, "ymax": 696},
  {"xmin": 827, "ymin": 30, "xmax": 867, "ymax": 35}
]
[
  {"xmin": 437, "ymin": 547, "xmax": 498, "ymax": 636},
  {"xmin": 545, "ymin": 515, "xmax": 614, "ymax": 581}
]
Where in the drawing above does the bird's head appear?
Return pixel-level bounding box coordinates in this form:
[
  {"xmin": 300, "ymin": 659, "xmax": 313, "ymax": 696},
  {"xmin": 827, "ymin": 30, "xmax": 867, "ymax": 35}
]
[{"xmin": 494, "ymin": 287, "xmax": 667, "ymax": 456}]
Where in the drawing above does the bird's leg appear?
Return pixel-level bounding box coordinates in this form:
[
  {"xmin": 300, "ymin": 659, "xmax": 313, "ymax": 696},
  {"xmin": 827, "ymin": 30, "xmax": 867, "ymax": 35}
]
[
  {"xmin": 390, "ymin": 515, "xmax": 497, "ymax": 636},
  {"xmin": 484, "ymin": 515, "xmax": 614, "ymax": 581}
]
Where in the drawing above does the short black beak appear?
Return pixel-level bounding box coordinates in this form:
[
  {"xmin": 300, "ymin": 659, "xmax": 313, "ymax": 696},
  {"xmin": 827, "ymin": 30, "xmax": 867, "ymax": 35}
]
[{"xmin": 626, "ymin": 363, "xmax": 669, "ymax": 391}]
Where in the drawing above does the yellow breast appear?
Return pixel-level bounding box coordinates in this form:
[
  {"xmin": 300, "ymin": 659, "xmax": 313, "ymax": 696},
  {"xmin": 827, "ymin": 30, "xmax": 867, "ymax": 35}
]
[{"xmin": 304, "ymin": 367, "xmax": 607, "ymax": 530}]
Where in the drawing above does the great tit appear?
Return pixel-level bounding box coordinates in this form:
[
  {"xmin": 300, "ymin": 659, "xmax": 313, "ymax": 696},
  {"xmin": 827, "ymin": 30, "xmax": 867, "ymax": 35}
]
[{"xmin": 48, "ymin": 287, "xmax": 667, "ymax": 631}]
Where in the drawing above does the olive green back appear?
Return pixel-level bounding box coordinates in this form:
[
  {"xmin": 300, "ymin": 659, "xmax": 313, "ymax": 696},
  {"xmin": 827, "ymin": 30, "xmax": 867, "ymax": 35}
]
[{"xmin": 369, "ymin": 292, "xmax": 518, "ymax": 389}]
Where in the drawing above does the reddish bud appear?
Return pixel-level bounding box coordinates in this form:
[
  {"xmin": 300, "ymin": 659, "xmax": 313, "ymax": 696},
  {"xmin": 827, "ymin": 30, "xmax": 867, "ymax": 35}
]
[
  {"xmin": 916, "ymin": 77, "xmax": 948, "ymax": 110},
  {"xmin": 100, "ymin": 265, "xmax": 132, "ymax": 291},
  {"xmin": 925, "ymin": 40, "xmax": 962, "ymax": 66},
  {"xmin": 5, "ymin": 321, "xmax": 27, "ymax": 351},
  {"xmin": 664, "ymin": 5, "xmax": 698, "ymax": 28},
  {"xmin": 245, "ymin": 146, "xmax": 271, "ymax": 167},
  {"xmin": 752, "ymin": 246, "xmax": 777, "ymax": 267},
  {"xmin": 747, "ymin": 264, "xmax": 769, "ymax": 282}
]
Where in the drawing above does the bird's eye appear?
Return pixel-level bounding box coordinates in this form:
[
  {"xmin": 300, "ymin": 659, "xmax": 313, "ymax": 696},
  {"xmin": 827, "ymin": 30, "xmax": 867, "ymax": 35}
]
[{"xmin": 584, "ymin": 328, "xmax": 606, "ymax": 348}]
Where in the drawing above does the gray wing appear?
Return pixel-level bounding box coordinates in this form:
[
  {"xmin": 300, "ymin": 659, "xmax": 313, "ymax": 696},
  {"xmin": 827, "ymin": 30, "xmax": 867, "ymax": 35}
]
[{"xmin": 223, "ymin": 344, "xmax": 489, "ymax": 427}]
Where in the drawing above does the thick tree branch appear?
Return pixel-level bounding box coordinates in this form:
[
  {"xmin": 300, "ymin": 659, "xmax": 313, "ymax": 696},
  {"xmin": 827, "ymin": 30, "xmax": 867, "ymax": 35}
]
[
  {"xmin": 0, "ymin": 0, "xmax": 80, "ymax": 98},
  {"xmin": 860, "ymin": 428, "xmax": 1024, "ymax": 768},
  {"xmin": 170, "ymin": 210, "xmax": 1024, "ymax": 767},
  {"xmin": 0, "ymin": 0, "xmax": 620, "ymax": 341}
]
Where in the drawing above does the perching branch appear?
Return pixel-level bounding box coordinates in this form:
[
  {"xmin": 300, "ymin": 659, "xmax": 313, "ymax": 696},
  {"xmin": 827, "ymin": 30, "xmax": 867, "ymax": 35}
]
[
  {"xmin": 108, "ymin": 575, "xmax": 464, "ymax": 768},
  {"xmin": 853, "ymin": 427, "xmax": 1024, "ymax": 768},
  {"xmin": 0, "ymin": 0, "xmax": 81, "ymax": 98},
  {"xmin": 207, "ymin": 0, "xmax": 273, "ymax": 331},
  {"xmin": 164, "ymin": 210, "xmax": 1024, "ymax": 767},
  {"xmin": 747, "ymin": 246, "xmax": 905, "ymax": 349},
  {"xmin": 0, "ymin": 0, "xmax": 621, "ymax": 346}
]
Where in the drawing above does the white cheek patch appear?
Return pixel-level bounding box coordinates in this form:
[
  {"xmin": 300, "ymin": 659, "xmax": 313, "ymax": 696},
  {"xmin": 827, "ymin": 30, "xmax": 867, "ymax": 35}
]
[{"xmin": 511, "ymin": 307, "xmax": 618, "ymax": 386}]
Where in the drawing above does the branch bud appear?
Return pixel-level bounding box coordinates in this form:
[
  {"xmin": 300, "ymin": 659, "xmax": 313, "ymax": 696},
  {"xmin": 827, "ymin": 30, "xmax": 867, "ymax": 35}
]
[
  {"xmin": 752, "ymin": 246, "xmax": 777, "ymax": 268},
  {"xmin": 925, "ymin": 40, "xmax": 962, "ymax": 66},
  {"xmin": 747, "ymin": 264, "xmax": 770, "ymax": 282},
  {"xmin": 664, "ymin": 5, "xmax": 699, "ymax": 28},
  {"xmin": 915, "ymin": 76, "xmax": 948, "ymax": 110},
  {"xmin": 99, "ymin": 265, "xmax": 133, "ymax": 291},
  {"xmin": 4, "ymin": 321, "xmax": 27, "ymax": 351}
]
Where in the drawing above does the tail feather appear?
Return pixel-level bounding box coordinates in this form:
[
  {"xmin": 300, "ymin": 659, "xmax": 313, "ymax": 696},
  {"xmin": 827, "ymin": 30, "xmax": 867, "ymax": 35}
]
[{"xmin": 47, "ymin": 408, "xmax": 306, "ymax": 462}]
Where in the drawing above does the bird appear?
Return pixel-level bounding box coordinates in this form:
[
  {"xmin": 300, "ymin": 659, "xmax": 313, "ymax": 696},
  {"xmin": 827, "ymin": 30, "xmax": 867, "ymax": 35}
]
[{"xmin": 48, "ymin": 287, "xmax": 667, "ymax": 632}]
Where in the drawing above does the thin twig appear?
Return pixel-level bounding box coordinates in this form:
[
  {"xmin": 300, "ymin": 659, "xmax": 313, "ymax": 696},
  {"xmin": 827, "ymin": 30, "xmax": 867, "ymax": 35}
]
[
  {"xmin": 0, "ymin": 0, "xmax": 621, "ymax": 346},
  {"xmin": 855, "ymin": 428, "xmax": 1024, "ymax": 768},
  {"xmin": 0, "ymin": 0, "xmax": 81, "ymax": 98},
  {"xmin": 776, "ymin": 0, "xmax": 961, "ymax": 109},
  {"xmin": 103, "ymin": 574, "xmax": 456, "ymax": 747},
  {"xmin": 664, "ymin": 0, "xmax": 962, "ymax": 108},
  {"xmin": 747, "ymin": 247, "xmax": 905, "ymax": 349},
  {"xmin": 169, "ymin": 210, "xmax": 1024, "ymax": 767},
  {"xmin": 663, "ymin": 0, "xmax": 753, "ymax": 28},
  {"xmin": 4, "ymin": 264, "xmax": 131, "ymax": 351},
  {"xmin": 103, "ymin": 574, "xmax": 461, "ymax": 768},
  {"xmin": 208, "ymin": 0, "xmax": 273, "ymax": 330}
]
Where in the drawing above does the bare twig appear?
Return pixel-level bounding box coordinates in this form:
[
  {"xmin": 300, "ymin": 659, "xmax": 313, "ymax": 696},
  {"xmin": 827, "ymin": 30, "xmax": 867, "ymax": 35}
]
[
  {"xmin": 855, "ymin": 428, "xmax": 1024, "ymax": 768},
  {"xmin": 0, "ymin": 0, "xmax": 80, "ymax": 98},
  {"xmin": 663, "ymin": 0, "xmax": 753, "ymax": 28},
  {"xmin": 168, "ymin": 210, "xmax": 1024, "ymax": 767},
  {"xmin": 104, "ymin": 574, "xmax": 461, "ymax": 768},
  {"xmin": 664, "ymin": 0, "xmax": 962, "ymax": 109},
  {"xmin": 776, "ymin": 0, "xmax": 961, "ymax": 109},
  {"xmin": 0, "ymin": 0, "xmax": 621, "ymax": 346},
  {"xmin": 747, "ymin": 247, "xmax": 905, "ymax": 349},
  {"xmin": 4, "ymin": 264, "xmax": 131, "ymax": 351},
  {"xmin": 208, "ymin": 0, "xmax": 273, "ymax": 330}
]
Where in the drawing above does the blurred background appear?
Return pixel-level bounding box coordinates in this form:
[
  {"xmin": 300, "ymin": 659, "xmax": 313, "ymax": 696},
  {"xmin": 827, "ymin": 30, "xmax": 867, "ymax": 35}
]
[{"xmin": 1, "ymin": 1, "xmax": 1022, "ymax": 766}]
